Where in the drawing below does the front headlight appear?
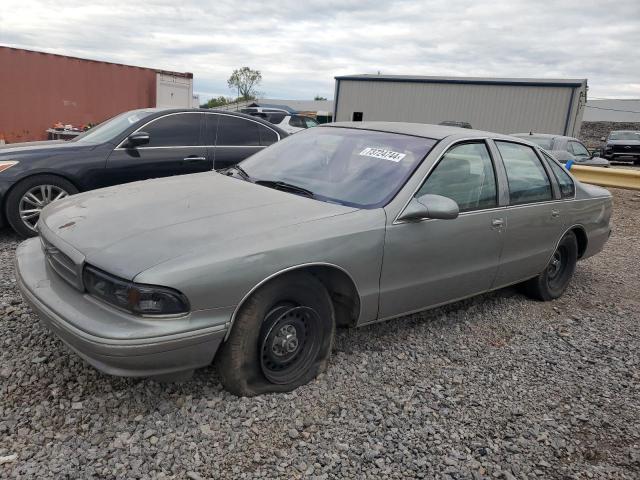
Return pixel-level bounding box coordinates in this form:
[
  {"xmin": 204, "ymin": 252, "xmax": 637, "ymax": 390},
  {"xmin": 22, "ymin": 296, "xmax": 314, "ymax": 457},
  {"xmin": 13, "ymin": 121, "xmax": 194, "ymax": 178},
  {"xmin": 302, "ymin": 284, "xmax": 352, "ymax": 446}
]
[
  {"xmin": 0, "ymin": 161, "xmax": 19, "ymax": 173},
  {"xmin": 83, "ymin": 265, "xmax": 190, "ymax": 316}
]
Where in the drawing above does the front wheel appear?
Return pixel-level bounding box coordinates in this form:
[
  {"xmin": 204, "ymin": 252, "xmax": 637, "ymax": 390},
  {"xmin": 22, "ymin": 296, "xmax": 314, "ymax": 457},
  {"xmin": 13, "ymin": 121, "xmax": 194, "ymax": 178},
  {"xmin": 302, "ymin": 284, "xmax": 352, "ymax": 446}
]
[
  {"xmin": 5, "ymin": 175, "xmax": 78, "ymax": 237},
  {"xmin": 523, "ymin": 231, "xmax": 578, "ymax": 301},
  {"xmin": 215, "ymin": 272, "xmax": 335, "ymax": 396}
]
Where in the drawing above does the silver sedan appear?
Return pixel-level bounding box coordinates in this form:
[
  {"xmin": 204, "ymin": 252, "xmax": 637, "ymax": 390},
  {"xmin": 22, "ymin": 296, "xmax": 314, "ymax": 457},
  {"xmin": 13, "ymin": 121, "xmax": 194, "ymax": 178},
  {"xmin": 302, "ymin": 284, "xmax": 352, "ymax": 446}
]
[
  {"xmin": 15, "ymin": 123, "xmax": 612, "ymax": 396},
  {"xmin": 511, "ymin": 132, "xmax": 610, "ymax": 167}
]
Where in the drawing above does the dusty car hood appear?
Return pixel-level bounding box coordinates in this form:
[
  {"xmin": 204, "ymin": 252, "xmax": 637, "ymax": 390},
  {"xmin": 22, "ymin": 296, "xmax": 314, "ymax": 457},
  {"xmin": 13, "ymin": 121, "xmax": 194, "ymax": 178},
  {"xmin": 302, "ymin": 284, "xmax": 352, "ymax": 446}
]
[{"xmin": 40, "ymin": 172, "xmax": 357, "ymax": 279}]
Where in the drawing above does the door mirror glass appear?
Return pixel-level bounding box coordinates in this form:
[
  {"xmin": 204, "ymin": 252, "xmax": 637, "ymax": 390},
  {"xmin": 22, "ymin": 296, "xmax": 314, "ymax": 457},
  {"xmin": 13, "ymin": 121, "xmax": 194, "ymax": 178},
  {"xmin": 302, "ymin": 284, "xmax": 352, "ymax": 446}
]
[
  {"xmin": 126, "ymin": 131, "xmax": 150, "ymax": 148},
  {"xmin": 398, "ymin": 194, "xmax": 459, "ymax": 222}
]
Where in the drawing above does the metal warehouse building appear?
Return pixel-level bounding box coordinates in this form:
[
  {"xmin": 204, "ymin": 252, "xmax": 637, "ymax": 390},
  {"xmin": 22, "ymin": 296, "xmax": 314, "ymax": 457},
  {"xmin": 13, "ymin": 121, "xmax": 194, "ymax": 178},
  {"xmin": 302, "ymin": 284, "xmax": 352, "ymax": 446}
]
[{"xmin": 333, "ymin": 74, "xmax": 587, "ymax": 137}]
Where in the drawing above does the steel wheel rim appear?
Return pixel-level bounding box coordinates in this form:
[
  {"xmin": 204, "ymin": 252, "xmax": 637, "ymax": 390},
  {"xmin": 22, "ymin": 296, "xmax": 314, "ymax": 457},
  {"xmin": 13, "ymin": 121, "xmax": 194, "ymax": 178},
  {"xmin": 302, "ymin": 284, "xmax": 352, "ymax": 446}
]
[
  {"xmin": 259, "ymin": 304, "xmax": 323, "ymax": 385},
  {"xmin": 18, "ymin": 185, "xmax": 69, "ymax": 231},
  {"xmin": 547, "ymin": 246, "xmax": 567, "ymax": 287}
]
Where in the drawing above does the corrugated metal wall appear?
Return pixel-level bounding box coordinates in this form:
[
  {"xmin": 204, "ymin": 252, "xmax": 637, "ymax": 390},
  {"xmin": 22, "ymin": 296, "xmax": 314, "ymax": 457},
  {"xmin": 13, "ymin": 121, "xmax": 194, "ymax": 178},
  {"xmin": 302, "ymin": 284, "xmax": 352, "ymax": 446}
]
[
  {"xmin": 0, "ymin": 47, "xmax": 157, "ymax": 143},
  {"xmin": 335, "ymin": 80, "xmax": 585, "ymax": 136}
]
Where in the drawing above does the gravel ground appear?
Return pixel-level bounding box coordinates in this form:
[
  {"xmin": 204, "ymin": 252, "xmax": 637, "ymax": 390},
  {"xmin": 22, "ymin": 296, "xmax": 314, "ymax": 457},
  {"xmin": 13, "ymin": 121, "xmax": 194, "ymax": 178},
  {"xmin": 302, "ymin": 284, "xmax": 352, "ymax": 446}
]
[{"xmin": 1, "ymin": 188, "xmax": 639, "ymax": 479}]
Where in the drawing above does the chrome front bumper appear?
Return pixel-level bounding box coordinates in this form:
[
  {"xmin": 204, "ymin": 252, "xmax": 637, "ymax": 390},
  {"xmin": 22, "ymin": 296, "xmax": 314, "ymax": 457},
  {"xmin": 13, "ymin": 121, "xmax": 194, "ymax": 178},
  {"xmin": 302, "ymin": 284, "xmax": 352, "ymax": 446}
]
[{"xmin": 15, "ymin": 238, "xmax": 227, "ymax": 377}]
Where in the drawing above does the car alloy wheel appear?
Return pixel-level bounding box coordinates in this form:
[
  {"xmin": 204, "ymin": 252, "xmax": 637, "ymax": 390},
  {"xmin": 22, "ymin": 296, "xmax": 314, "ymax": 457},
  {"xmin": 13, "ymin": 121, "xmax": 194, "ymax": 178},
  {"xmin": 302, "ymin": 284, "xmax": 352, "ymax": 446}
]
[
  {"xmin": 259, "ymin": 303, "xmax": 324, "ymax": 385},
  {"xmin": 19, "ymin": 185, "xmax": 69, "ymax": 231}
]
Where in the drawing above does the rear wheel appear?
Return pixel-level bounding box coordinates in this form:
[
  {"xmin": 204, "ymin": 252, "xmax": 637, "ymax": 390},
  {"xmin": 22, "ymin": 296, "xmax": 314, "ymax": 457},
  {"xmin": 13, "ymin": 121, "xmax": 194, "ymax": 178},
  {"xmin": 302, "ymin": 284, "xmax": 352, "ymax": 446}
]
[
  {"xmin": 523, "ymin": 231, "xmax": 578, "ymax": 301},
  {"xmin": 215, "ymin": 272, "xmax": 335, "ymax": 396},
  {"xmin": 5, "ymin": 175, "xmax": 78, "ymax": 237}
]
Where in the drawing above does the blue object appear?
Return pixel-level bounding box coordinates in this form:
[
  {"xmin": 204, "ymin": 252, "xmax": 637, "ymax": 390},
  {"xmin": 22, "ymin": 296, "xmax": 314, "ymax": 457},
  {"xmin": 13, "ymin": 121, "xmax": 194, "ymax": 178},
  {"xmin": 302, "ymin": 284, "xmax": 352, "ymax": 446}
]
[{"xmin": 565, "ymin": 159, "xmax": 574, "ymax": 170}]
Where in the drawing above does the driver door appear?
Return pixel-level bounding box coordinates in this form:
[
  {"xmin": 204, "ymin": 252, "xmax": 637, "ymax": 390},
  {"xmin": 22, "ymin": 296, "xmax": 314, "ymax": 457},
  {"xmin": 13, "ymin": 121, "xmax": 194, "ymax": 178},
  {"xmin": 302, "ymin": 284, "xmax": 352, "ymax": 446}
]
[
  {"xmin": 103, "ymin": 112, "xmax": 212, "ymax": 187},
  {"xmin": 378, "ymin": 141, "xmax": 504, "ymax": 318}
]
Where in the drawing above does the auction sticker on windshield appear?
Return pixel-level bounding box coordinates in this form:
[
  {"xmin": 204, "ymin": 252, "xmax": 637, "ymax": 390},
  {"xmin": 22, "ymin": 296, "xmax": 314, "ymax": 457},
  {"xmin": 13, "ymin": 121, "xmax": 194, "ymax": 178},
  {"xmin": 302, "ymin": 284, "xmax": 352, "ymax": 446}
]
[{"xmin": 359, "ymin": 147, "xmax": 407, "ymax": 162}]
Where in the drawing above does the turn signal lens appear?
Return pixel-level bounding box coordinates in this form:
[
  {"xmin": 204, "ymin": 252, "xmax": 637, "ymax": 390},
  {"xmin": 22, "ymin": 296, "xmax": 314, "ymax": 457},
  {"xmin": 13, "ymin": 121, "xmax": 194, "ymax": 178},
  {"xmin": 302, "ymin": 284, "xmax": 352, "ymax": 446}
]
[{"xmin": 0, "ymin": 161, "xmax": 19, "ymax": 173}]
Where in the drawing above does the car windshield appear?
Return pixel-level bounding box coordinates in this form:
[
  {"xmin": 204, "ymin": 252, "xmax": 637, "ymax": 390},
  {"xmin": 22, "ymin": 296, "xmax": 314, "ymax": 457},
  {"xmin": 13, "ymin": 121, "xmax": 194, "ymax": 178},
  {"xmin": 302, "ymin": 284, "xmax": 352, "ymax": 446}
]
[
  {"xmin": 524, "ymin": 136, "xmax": 554, "ymax": 150},
  {"xmin": 609, "ymin": 131, "xmax": 640, "ymax": 141},
  {"xmin": 72, "ymin": 109, "xmax": 157, "ymax": 144},
  {"xmin": 238, "ymin": 127, "xmax": 437, "ymax": 208}
]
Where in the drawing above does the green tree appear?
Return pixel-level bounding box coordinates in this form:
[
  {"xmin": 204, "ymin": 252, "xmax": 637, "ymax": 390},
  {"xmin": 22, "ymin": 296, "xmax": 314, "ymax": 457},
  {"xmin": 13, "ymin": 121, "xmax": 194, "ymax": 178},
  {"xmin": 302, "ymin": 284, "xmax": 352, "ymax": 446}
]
[
  {"xmin": 202, "ymin": 96, "xmax": 230, "ymax": 108},
  {"xmin": 314, "ymin": 95, "xmax": 327, "ymax": 101},
  {"xmin": 227, "ymin": 67, "xmax": 262, "ymax": 100}
]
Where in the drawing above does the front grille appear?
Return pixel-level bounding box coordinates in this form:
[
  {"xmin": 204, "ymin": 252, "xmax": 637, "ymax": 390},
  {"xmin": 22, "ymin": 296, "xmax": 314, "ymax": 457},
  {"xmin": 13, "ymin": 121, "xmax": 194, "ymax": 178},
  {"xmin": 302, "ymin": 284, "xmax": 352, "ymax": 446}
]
[
  {"xmin": 40, "ymin": 235, "xmax": 83, "ymax": 290},
  {"xmin": 612, "ymin": 145, "xmax": 640, "ymax": 154}
]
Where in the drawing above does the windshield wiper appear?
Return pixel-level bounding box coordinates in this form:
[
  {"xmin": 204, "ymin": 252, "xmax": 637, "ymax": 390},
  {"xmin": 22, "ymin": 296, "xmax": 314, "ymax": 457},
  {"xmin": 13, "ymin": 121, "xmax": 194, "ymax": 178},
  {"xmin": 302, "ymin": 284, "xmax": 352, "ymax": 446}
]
[
  {"xmin": 224, "ymin": 165, "xmax": 252, "ymax": 181},
  {"xmin": 255, "ymin": 180, "xmax": 315, "ymax": 198}
]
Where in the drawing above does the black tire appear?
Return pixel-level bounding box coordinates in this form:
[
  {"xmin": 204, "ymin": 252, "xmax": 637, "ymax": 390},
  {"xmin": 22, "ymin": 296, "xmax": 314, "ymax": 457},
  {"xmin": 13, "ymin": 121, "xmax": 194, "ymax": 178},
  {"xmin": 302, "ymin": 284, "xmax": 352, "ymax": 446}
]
[
  {"xmin": 215, "ymin": 272, "xmax": 335, "ymax": 396},
  {"xmin": 5, "ymin": 174, "xmax": 78, "ymax": 237},
  {"xmin": 523, "ymin": 231, "xmax": 578, "ymax": 301}
]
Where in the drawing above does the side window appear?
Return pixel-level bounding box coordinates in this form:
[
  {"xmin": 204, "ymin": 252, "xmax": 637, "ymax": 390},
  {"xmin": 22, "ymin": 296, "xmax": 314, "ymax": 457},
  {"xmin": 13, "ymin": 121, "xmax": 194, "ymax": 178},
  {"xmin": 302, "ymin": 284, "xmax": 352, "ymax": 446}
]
[
  {"xmin": 416, "ymin": 142, "xmax": 497, "ymax": 212},
  {"xmin": 289, "ymin": 116, "xmax": 305, "ymax": 128},
  {"xmin": 303, "ymin": 117, "xmax": 318, "ymax": 128},
  {"xmin": 496, "ymin": 141, "xmax": 552, "ymax": 205},
  {"xmin": 258, "ymin": 125, "xmax": 278, "ymax": 146},
  {"xmin": 543, "ymin": 152, "xmax": 575, "ymax": 199},
  {"xmin": 569, "ymin": 141, "xmax": 590, "ymax": 158},
  {"xmin": 216, "ymin": 116, "xmax": 260, "ymax": 146},
  {"xmin": 144, "ymin": 113, "xmax": 202, "ymax": 147}
]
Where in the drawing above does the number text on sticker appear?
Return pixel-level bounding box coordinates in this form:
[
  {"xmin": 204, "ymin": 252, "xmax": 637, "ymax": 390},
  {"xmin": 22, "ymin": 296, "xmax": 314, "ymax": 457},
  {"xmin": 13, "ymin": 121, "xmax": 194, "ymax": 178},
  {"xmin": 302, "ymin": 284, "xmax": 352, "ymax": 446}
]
[{"xmin": 359, "ymin": 147, "xmax": 406, "ymax": 162}]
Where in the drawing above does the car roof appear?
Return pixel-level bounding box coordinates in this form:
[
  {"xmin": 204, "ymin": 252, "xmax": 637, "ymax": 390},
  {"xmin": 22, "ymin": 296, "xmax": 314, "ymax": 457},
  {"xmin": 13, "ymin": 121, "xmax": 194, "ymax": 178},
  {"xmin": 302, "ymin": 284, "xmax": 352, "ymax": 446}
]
[
  {"xmin": 322, "ymin": 121, "xmax": 520, "ymax": 141},
  {"xmin": 610, "ymin": 130, "xmax": 640, "ymax": 133},
  {"xmin": 511, "ymin": 132, "xmax": 579, "ymax": 141}
]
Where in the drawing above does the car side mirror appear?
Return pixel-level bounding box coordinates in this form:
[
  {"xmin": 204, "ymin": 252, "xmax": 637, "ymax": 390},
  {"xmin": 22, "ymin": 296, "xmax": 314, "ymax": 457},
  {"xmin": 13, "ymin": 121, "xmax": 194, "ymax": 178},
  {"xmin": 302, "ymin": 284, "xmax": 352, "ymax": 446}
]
[
  {"xmin": 600, "ymin": 136, "xmax": 606, "ymax": 142},
  {"xmin": 397, "ymin": 194, "xmax": 459, "ymax": 222},
  {"xmin": 126, "ymin": 131, "xmax": 150, "ymax": 148}
]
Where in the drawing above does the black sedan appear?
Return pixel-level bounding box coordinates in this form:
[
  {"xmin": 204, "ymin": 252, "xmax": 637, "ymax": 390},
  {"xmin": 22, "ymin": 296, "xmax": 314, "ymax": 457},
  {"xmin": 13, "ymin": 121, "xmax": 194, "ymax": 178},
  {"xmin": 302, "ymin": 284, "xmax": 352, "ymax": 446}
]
[{"xmin": 0, "ymin": 109, "xmax": 286, "ymax": 236}]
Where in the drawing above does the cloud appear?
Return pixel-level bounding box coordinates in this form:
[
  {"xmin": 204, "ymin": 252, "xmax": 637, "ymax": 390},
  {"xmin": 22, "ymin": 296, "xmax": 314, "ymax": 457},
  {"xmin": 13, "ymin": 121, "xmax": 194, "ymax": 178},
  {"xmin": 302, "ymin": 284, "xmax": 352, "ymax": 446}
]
[{"xmin": 1, "ymin": 0, "xmax": 639, "ymax": 100}]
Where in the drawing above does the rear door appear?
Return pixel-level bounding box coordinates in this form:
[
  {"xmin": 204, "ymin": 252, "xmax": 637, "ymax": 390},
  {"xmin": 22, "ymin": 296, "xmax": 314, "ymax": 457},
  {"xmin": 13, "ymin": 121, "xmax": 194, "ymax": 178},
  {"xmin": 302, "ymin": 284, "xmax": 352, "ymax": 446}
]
[
  {"xmin": 213, "ymin": 114, "xmax": 280, "ymax": 169},
  {"xmin": 105, "ymin": 112, "xmax": 212, "ymax": 185},
  {"xmin": 492, "ymin": 140, "xmax": 564, "ymax": 287}
]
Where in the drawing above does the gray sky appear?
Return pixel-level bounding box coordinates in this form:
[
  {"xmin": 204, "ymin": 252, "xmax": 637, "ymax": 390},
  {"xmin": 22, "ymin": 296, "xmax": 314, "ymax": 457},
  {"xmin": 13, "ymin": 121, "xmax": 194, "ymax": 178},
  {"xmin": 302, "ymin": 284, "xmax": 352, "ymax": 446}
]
[{"xmin": 2, "ymin": 0, "xmax": 639, "ymax": 101}]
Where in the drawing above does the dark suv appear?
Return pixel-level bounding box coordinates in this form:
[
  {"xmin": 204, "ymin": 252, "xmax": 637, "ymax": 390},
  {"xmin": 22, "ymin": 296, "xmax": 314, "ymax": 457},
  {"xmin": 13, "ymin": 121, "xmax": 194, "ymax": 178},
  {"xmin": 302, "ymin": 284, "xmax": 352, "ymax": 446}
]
[
  {"xmin": 601, "ymin": 130, "xmax": 640, "ymax": 164},
  {"xmin": 0, "ymin": 109, "xmax": 286, "ymax": 236}
]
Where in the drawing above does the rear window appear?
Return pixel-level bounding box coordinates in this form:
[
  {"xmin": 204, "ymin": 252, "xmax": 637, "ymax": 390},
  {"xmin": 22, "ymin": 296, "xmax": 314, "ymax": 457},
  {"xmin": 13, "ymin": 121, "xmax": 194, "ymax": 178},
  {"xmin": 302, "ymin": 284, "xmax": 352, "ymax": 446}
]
[{"xmin": 525, "ymin": 137, "xmax": 554, "ymax": 150}]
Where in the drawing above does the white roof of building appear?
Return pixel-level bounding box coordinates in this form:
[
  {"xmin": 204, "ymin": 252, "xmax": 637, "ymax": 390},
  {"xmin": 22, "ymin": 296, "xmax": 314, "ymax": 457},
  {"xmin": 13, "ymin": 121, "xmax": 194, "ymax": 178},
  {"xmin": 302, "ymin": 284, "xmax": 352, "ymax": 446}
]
[
  {"xmin": 335, "ymin": 74, "xmax": 587, "ymax": 87},
  {"xmin": 583, "ymin": 99, "xmax": 640, "ymax": 122}
]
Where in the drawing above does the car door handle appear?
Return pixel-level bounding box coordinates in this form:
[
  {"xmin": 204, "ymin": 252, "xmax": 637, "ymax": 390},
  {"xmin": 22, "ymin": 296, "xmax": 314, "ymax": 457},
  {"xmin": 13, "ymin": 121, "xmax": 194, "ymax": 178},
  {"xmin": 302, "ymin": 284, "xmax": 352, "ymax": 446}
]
[
  {"xmin": 551, "ymin": 209, "xmax": 560, "ymax": 218},
  {"xmin": 183, "ymin": 156, "xmax": 207, "ymax": 163},
  {"xmin": 491, "ymin": 218, "xmax": 504, "ymax": 227}
]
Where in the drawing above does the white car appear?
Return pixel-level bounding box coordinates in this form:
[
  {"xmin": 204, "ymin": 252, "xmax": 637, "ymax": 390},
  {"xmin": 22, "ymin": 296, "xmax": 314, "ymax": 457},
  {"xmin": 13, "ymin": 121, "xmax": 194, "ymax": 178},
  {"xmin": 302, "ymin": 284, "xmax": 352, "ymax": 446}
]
[{"xmin": 245, "ymin": 111, "xmax": 319, "ymax": 134}]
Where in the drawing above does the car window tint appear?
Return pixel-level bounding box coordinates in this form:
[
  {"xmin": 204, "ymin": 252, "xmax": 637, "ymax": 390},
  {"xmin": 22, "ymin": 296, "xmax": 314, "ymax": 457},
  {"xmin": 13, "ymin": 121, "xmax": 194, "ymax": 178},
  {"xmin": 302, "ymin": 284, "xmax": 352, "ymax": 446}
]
[
  {"xmin": 569, "ymin": 141, "xmax": 590, "ymax": 157},
  {"xmin": 543, "ymin": 152, "xmax": 575, "ymax": 199},
  {"xmin": 144, "ymin": 113, "xmax": 202, "ymax": 147},
  {"xmin": 496, "ymin": 141, "xmax": 552, "ymax": 205},
  {"xmin": 265, "ymin": 113, "xmax": 286, "ymax": 124},
  {"xmin": 303, "ymin": 117, "xmax": 318, "ymax": 128},
  {"xmin": 216, "ymin": 116, "xmax": 260, "ymax": 146},
  {"xmin": 259, "ymin": 125, "xmax": 278, "ymax": 146},
  {"xmin": 289, "ymin": 116, "xmax": 306, "ymax": 128},
  {"xmin": 417, "ymin": 142, "xmax": 497, "ymax": 212}
]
